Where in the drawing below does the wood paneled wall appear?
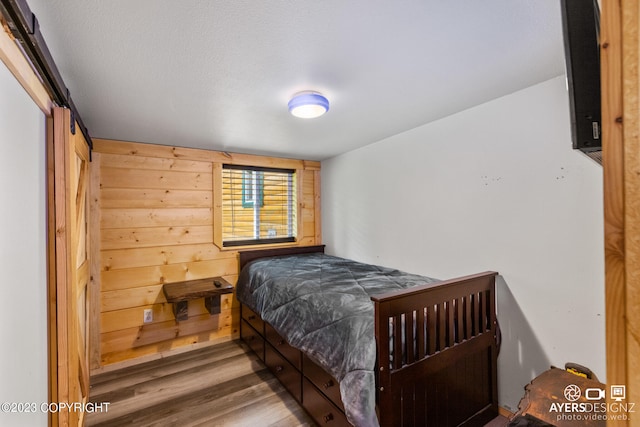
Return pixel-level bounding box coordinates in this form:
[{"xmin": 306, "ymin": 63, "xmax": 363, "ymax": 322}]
[
  {"xmin": 91, "ymin": 139, "xmax": 321, "ymax": 368},
  {"xmin": 602, "ymin": 2, "xmax": 640, "ymax": 425}
]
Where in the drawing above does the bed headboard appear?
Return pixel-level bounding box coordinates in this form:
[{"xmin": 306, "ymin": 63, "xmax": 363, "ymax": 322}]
[{"xmin": 238, "ymin": 245, "xmax": 326, "ymax": 271}]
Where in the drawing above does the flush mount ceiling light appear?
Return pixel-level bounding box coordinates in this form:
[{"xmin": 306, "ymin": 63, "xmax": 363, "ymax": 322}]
[{"xmin": 288, "ymin": 91, "xmax": 329, "ymax": 119}]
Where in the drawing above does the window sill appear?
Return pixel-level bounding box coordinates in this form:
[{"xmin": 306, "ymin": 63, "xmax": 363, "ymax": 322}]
[{"xmin": 214, "ymin": 240, "xmax": 301, "ymax": 252}]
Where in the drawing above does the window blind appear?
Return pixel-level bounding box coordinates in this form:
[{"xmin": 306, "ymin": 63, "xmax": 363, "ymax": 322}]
[{"xmin": 222, "ymin": 165, "xmax": 296, "ymax": 247}]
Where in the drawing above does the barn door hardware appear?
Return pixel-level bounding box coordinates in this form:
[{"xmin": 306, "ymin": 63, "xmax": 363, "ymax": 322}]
[{"xmin": 0, "ymin": 0, "xmax": 92, "ymax": 156}]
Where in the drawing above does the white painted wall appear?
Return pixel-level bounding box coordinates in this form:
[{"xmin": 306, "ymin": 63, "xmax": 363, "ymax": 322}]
[
  {"xmin": 321, "ymin": 76, "xmax": 604, "ymax": 411},
  {"xmin": 0, "ymin": 63, "xmax": 48, "ymax": 425}
]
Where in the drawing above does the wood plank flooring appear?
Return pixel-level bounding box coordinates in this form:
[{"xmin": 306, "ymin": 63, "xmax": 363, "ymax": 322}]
[
  {"xmin": 86, "ymin": 340, "xmax": 509, "ymax": 427},
  {"xmin": 86, "ymin": 340, "xmax": 315, "ymax": 426}
]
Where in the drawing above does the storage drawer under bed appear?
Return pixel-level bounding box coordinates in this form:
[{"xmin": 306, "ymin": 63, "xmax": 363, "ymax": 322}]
[
  {"xmin": 303, "ymin": 355, "xmax": 344, "ymax": 412},
  {"xmin": 241, "ymin": 305, "xmax": 264, "ymax": 334},
  {"xmin": 240, "ymin": 303, "xmax": 348, "ymax": 425},
  {"xmin": 265, "ymin": 342, "xmax": 302, "ymax": 402},
  {"xmin": 303, "ymin": 378, "xmax": 350, "ymax": 427},
  {"xmin": 240, "ymin": 319, "xmax": 264, "ymax": 361},
  {"xmin": 265, "ymin": 323, "xmax": 301, "ymax": 370}
]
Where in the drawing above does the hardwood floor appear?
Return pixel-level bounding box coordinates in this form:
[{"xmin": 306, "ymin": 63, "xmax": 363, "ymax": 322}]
[
  {"xmin": 86, "ymin": 340, "xmax": 509, "ymax": 427},
  {"xmin": 86, "ymin": 340, "xmax": 315, "ymax": 426}
]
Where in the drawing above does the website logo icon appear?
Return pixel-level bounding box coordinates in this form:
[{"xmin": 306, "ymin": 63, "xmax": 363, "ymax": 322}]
[
  {"xmin": 585, "ymin": 388, "xmax": 605, "ymax": 400},
  {"xmin": 564, "ymin": 384, "xmax": 581, "ymax": 402},
  {"xmin": 611, "ymin": 385, "xmax": 626, "ymax": 402}
]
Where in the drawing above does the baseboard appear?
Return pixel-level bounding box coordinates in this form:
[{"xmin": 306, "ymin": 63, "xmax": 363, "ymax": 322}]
[
  {"xmin": 89, "ymin": 335, "xmax": 235, "ymax": 376},
  {"xmin": 499, "ymin": 405, "xmax": 515, "ymax": 419}
]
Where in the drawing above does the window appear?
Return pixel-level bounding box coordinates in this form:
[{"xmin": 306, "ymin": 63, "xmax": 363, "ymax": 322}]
[
  {"xmin": 242, "ymin": 170, "xmax": 264, "ymax": 208},
  {"xmin": 222, "ymin": 165, "xmax": 296, "ymax": 246}
]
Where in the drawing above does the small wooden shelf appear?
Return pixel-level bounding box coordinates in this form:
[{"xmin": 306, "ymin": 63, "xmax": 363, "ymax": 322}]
[{"xmin": 162, "ymin": 277, "xmax": 233, "ymax": 321}]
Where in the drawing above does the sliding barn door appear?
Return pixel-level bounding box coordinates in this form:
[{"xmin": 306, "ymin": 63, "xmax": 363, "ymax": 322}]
[{"xmin": 52, "ymin": 107, "xmax": 91, "ymax": 426}]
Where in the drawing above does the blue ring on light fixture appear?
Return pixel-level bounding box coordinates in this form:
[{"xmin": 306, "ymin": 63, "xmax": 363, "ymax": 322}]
[{"xmin": 288, "ymin": 92, "xmax": 329, "ymax": 118}]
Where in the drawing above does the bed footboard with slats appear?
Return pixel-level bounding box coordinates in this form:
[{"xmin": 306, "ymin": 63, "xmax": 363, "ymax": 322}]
[{"xmin": 372, "ymin": 271, "xmax": 499, "ymax": 427}]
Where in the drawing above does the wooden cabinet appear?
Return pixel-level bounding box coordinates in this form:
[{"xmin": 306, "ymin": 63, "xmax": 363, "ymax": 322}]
[{"xmin": 240, "ymin": 304, "xmax": 350, "ymax": 426}]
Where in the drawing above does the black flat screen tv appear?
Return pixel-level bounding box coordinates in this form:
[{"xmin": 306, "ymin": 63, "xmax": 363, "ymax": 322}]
[{"xmin": 560, "ymin": 0, "xmax": 601, "ymax": 153}]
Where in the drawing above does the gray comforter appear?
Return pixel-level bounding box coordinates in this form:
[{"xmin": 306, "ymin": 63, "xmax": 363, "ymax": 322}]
[{"xmin": 235, "ymin": 253, "xmax": 438, "ymax": 427}]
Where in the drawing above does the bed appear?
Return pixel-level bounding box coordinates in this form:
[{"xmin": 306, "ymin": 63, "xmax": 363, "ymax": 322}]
[{"xmin": 237, "ymin": 245, "xmax": 499, "ymax": 427}]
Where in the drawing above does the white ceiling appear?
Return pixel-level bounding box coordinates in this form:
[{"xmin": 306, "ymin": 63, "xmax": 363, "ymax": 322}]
[{"xmin": 26, "ymin": 0, "xmax": 566, "ymax": 161}]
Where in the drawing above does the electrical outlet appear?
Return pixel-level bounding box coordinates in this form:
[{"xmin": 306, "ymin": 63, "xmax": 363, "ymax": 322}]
[{"xmin": 143, "ymin": 309, "xmax": 153, "ymax": 323}]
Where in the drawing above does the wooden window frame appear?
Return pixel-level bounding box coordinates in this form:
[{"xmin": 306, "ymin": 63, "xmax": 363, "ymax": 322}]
[{"xmin": 214, "ymin": 163, "xmax": 302, "ymax": 250}]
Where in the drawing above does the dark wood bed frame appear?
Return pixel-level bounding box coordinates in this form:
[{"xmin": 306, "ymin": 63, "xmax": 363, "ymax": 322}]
[{"xmin": 238, "ymin": 245, "xmax": 499, "ymax": 427}]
